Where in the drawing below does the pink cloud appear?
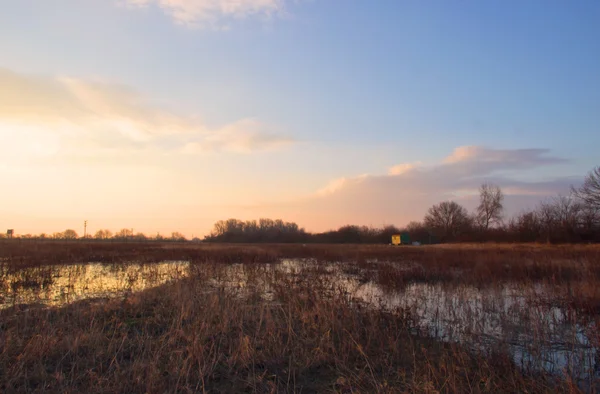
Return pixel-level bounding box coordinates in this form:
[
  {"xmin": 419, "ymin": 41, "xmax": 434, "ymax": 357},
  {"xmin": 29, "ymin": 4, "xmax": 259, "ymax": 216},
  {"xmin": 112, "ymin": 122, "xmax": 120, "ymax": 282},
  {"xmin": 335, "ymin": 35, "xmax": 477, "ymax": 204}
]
[
  {"xmin": 237, "ymin": 146, "xmax": 577, "ymax": 231},
  {"xmin": 123, "ymin": 0, "xmax": 283, "ymax": 28}
]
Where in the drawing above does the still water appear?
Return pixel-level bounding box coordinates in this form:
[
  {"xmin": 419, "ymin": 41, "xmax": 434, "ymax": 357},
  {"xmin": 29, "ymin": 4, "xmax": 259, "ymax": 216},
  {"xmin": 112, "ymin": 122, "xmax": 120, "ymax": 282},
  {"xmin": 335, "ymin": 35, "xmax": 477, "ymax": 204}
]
[
  {"xmin": 1, "ymin": 259, "xmax": 598, "ymax": 386},
  {"xmin": 1, "ymin": 262, "xmax": 188, "ymax": 308}
]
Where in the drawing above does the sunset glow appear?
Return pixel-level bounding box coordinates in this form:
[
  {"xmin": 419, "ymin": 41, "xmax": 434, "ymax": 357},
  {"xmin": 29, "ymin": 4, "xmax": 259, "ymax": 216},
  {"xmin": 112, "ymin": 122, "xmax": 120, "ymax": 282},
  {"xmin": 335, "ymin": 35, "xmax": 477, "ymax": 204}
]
[{"xmin": 1, "ymin": 1, "xmax": 599, "ymax": 237}]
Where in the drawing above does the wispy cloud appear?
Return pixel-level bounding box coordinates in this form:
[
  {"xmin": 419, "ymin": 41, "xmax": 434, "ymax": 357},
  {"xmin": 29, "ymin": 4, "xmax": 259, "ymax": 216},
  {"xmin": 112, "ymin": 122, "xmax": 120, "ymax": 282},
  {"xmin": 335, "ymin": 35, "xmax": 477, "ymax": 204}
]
[
  {"xmin": 317, "ymin": 146, "xmax": 570, "ymax": 200},
  {"xmin": 316, "ymin": 174, "xmax": 369, "ymax": 196},
  {"xmin": 443, "ymin": 146, "xmax": 566, "ymax": 168},
  {"xmin": 0, "ymin": 68, "xmax": 293, "ymax": 163},
  {"xmin": 181, "ymin": 119, "xmax": 295, "ymax": 154},
  {"xmin": 122, "ymin": 0, "xmax": 284, "ymax": 28},
  {"xmin": 387, "ymin": 162, "xmax": 420, "ymax": 176}
]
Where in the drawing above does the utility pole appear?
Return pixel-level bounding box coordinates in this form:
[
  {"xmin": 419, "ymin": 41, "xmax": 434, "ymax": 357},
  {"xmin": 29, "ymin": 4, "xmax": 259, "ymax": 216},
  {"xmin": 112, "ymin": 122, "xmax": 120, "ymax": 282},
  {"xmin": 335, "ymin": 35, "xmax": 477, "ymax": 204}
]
[{"xmin": 84, "ymin": 220, "xmax": 88, "ymax": 238}]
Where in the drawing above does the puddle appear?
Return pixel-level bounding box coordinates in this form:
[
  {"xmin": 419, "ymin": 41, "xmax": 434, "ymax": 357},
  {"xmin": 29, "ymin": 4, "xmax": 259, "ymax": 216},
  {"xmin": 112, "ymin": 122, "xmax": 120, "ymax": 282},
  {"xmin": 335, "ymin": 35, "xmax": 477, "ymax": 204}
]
[
  {"xmin": 348, "ymin": 280, "xmax": 598, "ymax": 380},
  {"xmin": 0, "ymin": 261, "xmax": 188, "ymax": 308}
]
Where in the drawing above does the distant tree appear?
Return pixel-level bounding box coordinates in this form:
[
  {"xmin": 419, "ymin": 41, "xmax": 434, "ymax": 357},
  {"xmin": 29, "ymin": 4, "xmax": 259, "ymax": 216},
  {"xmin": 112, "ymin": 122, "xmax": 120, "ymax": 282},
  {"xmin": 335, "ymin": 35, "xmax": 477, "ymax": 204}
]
[
  {"xmin": 554, "ymin": 194, "xmax": 582, "ymax": 225},
  {"xmin": 244, "ymin": 220, "xmax": 259, "ymax": 235},
  {"xmin": 508, "ymin": 210, "xmax": 541, "ymax": 242},
  {"xmin": 206, "ymin": 218, "xmax": 306, "ymax": 243},
  {"xmin": 537, "ymin": 199, "xmax": 560, "ymax": 243},
  {"xmin": 63, "ymin": 229, "xmax": 79, "ymax": 240},
  {"xmin": 114, "ymin": 228, "xmax": 133, "ymax": 240},
  {"xmin": 335, "ymin": 225, "xmax": 363, "ymax": 243},
  {"xmin": 375, "ymin": 225, "xmax": 400, "ymax": 243},
  {"xmin": 424, "ymin": 201, "xmax": 471, "ymax": 241},
  {"xmin": 529, "ymin": 194, "xmax": 588, "ymax": 243},
  {"xmin": 170, "ymin": 232, "xmax": 186, "ymax": 242},
  {"xmin": 259, "ymin": 218, "xmax": 274, "ymax": 231},
  {"xmin": 572, "ymin": 166, "xmax": 600, "ymax": 210},
  {"xmin": 405, "ymin": 221, "xmax": 432, "ymax": 244},
  {"xmin": 211, "ymin": 220, "xmax": 227, "ymax": 237},
  {"xmin": 132, "ymin": 233, "xmax": 148, "ymax": 241},
  {"xmin": 405, "ymin": 221, "xmax": 423, "ymax": 232},
  {"xmin": 94, "ymin": 229, "xmax": 113, "ymax": 240},
  {"xmin": 476, "ymin": 183, "xmax": 504, "ymax": 230},
  {"xmin": 580, "ymin": 205, "xmax": 600, "ymax": 241}
]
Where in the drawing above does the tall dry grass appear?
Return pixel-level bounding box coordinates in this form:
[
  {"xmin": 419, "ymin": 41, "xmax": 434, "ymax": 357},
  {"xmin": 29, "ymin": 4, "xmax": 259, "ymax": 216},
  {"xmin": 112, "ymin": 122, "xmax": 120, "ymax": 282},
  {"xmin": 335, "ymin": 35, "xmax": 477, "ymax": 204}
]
[
  {"xmin": 0, "ymin": 261, "xmax": 579, "ymax": 393},
  {"xmin": 1, "ymin": 242, "xmax": 599, "ymax": 392}
]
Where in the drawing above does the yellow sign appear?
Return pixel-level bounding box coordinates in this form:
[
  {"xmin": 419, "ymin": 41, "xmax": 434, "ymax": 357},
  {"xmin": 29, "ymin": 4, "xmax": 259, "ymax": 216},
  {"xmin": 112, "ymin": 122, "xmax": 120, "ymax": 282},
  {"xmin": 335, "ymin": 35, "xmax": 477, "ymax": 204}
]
[{"xmin": 391, "ymin": 234, "xmax": 401, "ymax": 245}]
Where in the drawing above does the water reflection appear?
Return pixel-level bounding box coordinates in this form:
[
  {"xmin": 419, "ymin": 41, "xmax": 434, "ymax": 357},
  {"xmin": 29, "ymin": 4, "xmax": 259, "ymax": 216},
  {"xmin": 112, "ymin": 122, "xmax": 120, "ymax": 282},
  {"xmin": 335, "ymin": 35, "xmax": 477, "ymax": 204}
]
[
  {"xmin": 279, "ymin": 259, "xmax": 599, "ymax": 383},
  {"xmin": 1, "ymin": 259, "xmax": 598, "ymax": 386},
  {"xmin": 1, "ymin": 262, "xmax": 188, "ymax": 308},
  {"xmin": 348, "ymin": 280, "xmax": 598, "ymax": 380}
]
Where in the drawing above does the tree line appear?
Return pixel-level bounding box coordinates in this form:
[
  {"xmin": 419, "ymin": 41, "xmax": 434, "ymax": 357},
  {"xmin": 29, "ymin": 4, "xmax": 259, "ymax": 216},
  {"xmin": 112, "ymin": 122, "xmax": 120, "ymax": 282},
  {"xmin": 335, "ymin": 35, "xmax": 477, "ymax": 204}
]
[
  {"xmin": 0, "ymin": 229, "xmax": 188, "ymax": 242},
  {"xmin": 205, "ymin": 166, "xmax": 600, "ymax": 244},
  {"xmin": 3, "ymin": 166, "xmax": 598, "ymax": 244}
]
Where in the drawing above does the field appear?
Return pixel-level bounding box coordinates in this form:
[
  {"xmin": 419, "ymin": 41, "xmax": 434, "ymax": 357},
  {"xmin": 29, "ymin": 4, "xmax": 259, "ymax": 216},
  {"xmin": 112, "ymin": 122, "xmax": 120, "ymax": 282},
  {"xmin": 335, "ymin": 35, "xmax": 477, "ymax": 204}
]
[{"xmin": 1, "ymin": 241, "xmax": 600, "ymax": 393}]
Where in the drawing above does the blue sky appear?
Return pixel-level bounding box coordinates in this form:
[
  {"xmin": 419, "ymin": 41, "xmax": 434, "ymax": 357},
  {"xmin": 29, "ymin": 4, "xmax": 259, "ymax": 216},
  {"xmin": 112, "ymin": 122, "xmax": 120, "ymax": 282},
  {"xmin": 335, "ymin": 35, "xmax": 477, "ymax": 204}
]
[{"xmin": 1, "ymin": 0, "xmax": 599, "ymax": 236}]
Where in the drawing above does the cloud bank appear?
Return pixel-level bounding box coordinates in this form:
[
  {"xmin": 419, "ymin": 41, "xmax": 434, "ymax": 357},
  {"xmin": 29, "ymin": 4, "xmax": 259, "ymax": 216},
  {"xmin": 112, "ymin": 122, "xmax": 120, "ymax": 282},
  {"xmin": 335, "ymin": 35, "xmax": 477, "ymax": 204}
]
[
  {"xmin": 318, "ymin": 146, "xmax": 570, "ymax": 199},
  {"xmin": 0, "ymin": 68, "xmax": 293, "ymax": 163},
  {"xmin": 123, "ymin": 0, "xmax": 284, "ymax": 28},
  {"xmin": 242, "ymin": 146, "xmax": 578, "ymax": 231}
]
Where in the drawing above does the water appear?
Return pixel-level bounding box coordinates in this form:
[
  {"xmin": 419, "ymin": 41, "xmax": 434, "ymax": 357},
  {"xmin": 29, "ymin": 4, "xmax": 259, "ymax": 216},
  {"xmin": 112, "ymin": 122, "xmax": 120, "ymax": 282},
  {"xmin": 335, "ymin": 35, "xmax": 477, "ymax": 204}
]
[
  {"xmin": 1, "ymin": 259, "xmax": 598, "ymax": 386},
  {"xmin": 349, "ymin": 280, "xmax": 598, "ymax": 381},
  {"xmin": 0, "ymin": 262, "xmax": 188, "ymax": 308}
]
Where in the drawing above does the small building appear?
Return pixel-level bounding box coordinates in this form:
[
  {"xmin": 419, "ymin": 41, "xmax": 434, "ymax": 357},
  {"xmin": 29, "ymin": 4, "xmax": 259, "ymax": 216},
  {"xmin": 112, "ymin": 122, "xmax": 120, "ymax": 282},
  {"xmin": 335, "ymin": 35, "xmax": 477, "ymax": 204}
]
[{"xmin": 391, "ymin": 233, "xmax": 411, "ymax": 245}]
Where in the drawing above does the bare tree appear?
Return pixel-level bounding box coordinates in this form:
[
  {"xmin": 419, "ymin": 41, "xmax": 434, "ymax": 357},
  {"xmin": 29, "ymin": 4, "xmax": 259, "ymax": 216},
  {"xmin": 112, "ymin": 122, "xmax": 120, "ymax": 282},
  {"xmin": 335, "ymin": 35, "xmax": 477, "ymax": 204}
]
[
  {"xmin": 63, "ymin": 229, "xmax": 79, "ymax": 240},
  {"xmin": 94, "ymin": 229, "xmax": 113, "ymax": 240},
  {"xmin": 580, "ymin": 204, "xmax": 599, "ymax": 238},
  {"xmin": 537, "ymin": 199, "xmax": 558, "ymax": 243},
  {"xmin": 572, "ymin": 166, "xmax": 600, "ymax": 209},
  {"xmin": 552, "ymin": 194, "xmax": 584, "ymax": 241},
  {"xmin": 170, "ymin": 232, "xmax": 187, "ymax": 242},
  {"xmin": 509, "ymin": 210, "xmax": 541, "ymax": 242},
  {"xmin": 424, "ymin": 201, "xmax": 471, "ymax": 240},
  {"xmin": 476, "ymin": 183, "xmax": 504, "ymax": 230},
  {"xmin": 133, "ymin": 232, "xmax": 148, "ymax": 241},
  {"xmin": 114, "ymin": 228, "xmax": 133, "ymax": 240},
  {"xmin": 405, "ymin": 221, "xmax": 432, "ymax": 244},
  {"xmin": 207, "ymin": 218, "xmax": 306, "ymax": 242},
  {"xmin": 553, "ymin": 194, "xmax": 582, "ymax": 226}
]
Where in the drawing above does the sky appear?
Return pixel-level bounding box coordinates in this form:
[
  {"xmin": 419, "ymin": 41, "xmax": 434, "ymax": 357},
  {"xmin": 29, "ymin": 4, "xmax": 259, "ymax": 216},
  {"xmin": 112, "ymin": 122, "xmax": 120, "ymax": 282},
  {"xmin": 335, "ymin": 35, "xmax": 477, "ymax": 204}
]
[{"xmin": 1, "ymin": 0, "xmax": 599, "ymax": 237}]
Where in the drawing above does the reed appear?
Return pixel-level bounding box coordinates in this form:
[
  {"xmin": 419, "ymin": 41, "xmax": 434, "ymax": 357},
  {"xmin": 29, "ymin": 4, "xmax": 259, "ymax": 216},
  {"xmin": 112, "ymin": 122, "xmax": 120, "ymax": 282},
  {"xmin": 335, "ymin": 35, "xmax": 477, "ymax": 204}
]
[{"xmin": 1, "ymin": 242, "xmax": 599, "ymax": 392}]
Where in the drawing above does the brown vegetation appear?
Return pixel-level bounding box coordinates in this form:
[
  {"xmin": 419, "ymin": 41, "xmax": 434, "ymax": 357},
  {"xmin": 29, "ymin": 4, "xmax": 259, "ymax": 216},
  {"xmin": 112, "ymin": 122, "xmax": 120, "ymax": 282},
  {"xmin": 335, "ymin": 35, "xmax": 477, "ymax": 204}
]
[{"xmin": 1, "ymin": 242, "xmax": 599, "ymax": 392}]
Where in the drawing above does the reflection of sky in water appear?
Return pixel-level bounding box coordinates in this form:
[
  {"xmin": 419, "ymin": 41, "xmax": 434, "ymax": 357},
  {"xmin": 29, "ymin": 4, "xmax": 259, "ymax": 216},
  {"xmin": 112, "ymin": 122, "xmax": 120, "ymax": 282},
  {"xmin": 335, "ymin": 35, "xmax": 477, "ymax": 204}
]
[
  {"xmin": 1, "ymin": 258, "xmax": 598, "ymax": 386},
  {"xmin": 347, "ymin": 280, "xmax": 598, "ymax": 381},
  {"xmin": 1, "ymin": 262, "xmax": 188, "ymax": 308},
  {"xmin": 278, "ymin": 259, "xmax": 599, "ymax": 384}
]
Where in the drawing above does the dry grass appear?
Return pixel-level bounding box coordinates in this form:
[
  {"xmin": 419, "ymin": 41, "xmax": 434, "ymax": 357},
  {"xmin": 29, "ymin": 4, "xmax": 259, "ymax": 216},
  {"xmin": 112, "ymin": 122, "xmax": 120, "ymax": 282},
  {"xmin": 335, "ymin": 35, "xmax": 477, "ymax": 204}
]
[
  {"xmin": 1, "ymin": 241, "xmax": 599, "ymax": 392},
  {"xmin": 0, "ymin": 264, "xmax": 574, "ymax": 393}
]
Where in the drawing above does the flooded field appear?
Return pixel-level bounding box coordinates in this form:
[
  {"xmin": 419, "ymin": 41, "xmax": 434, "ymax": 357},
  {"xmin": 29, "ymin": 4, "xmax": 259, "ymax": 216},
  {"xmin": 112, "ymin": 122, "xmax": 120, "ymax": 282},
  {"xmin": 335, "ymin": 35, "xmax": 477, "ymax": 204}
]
[
  {"xmin": 2, "ymin": 257, "xmax": 599, "ymax": 390},
  {"xmin": 1, "ymin": 242, "xmax": 599, "ymax": 392}
]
